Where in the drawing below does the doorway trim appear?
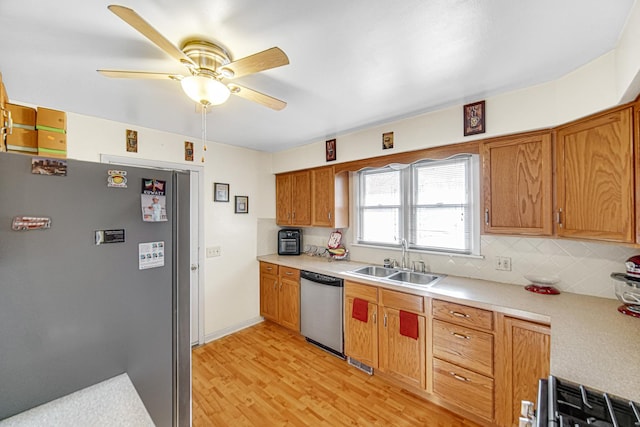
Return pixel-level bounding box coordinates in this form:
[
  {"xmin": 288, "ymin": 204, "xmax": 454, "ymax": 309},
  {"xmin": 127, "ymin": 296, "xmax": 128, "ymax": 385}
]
[{"xmin": 100, "ymin": 154, "xmax": 205, "ymax": 345}]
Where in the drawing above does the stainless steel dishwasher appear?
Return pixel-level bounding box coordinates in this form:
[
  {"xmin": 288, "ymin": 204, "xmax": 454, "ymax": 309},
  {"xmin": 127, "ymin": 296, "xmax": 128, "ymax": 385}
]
[{"xmin": 300, "ymin": 270, "xmax": 345, "ymax": 359}]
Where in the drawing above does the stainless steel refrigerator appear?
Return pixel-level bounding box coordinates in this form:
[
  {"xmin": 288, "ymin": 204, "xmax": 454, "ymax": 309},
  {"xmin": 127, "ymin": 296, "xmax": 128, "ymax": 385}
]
[{"xmin": 0, "ymin": 152, "xmax": 191, "ymax": 426}]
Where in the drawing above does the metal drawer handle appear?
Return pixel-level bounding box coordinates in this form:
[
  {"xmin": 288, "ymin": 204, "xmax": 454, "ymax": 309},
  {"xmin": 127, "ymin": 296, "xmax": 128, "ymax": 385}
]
[
  {"xmin": 484, "ymin": 208, "xmax": 489, "ymax": 225},
  {"xmin": 449, "ymin": 372, "xmax": 469, "ymax": 382},
  {"xmin": 373, "ymin": 312, "xmax": 377, "ymax": 324},
  {"xmin": 285, "ymin": 271, "xmax": 293, "ymax": 275},
  {"xmin": 266, "ymin": 267, "xmax": 273, "ymax": 271},
  {"xmin": 451, "ymin": 332, "xmax": 470, "ymax": 340},
  {"xmin": 449, "ymin": 310, "xmax": 470, "ymax": 318}
]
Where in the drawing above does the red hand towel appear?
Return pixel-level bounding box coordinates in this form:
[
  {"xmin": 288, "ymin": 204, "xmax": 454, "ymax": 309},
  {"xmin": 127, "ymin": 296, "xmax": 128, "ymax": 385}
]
[
  {"xmin": 352, "ymin": 298, "xmax": 368, "ymax": 322},
  {"xmin": 399, "ymin": 310, "xmax": 419, "ymax": 340}
]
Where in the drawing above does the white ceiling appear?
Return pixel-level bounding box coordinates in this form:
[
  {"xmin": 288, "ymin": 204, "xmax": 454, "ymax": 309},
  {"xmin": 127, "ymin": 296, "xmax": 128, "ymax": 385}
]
[{"xmin": 0, "ymin": 0, "xmax": 635, "ymax": 152}]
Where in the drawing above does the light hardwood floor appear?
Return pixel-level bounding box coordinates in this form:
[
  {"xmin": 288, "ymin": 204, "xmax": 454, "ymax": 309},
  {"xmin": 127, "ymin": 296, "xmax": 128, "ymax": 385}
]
[{"xmin": 192, "ymin": 321, "xmax": 482, "ymax": 426}]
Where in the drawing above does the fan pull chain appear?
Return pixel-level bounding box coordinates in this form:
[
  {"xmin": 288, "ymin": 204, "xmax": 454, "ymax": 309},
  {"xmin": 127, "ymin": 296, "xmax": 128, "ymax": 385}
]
[{"xmin": 201, "ymin": 104, "xmax": 208, "ymax": 162}]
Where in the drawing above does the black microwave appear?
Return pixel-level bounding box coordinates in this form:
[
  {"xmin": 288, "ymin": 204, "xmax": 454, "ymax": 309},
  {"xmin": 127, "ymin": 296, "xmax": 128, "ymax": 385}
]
[{"xmin": 278, "ymin": 229, "xmax": 301, "ymax": 255}]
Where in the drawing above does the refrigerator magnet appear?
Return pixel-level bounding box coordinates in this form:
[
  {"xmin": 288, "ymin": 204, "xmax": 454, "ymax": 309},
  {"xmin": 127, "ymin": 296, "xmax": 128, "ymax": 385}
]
[
  {"xmin": 142, "ymin": 178, "xmax": 166, "ymax": 195},
  {"xmin": 107, "ymin": 170, "xmax": 127, "ymax": 188},
  {"xmin": 141, "ymin": 194, "xmax": 168, "ymax": 222}
]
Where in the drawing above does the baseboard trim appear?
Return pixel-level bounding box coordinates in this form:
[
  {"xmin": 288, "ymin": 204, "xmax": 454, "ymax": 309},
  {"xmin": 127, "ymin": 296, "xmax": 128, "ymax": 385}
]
[{"xmin": 202, "ymin": 316, "xmax": 264, "ymax": 344}]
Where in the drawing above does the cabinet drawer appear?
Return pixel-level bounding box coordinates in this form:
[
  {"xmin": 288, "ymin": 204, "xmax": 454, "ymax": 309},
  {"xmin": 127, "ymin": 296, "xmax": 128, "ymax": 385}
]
[
  {"xmin": 260, "ymin": 262, "xmax": 278, "ymax": 275},
  {"xmin": 379, "ymin": 289, "xmax": 424, "ymax": 313},
  {"xmin": 279, "ymin": 266, "xmax": 300, "ymax": 280},
  {"xmin": 432, "ymin": 299, "xmax": 493, "ymax": 331},
  {"xmin": 432, "ymin": 319, "xmax": 493, "ymax": 377},
  {"xmin": 345, "ymin": 281, "xmax": 378, "ymax": 303},
  {"xmin": 433, "ymin": 358, "xmax": 494, "ymax": 421}
]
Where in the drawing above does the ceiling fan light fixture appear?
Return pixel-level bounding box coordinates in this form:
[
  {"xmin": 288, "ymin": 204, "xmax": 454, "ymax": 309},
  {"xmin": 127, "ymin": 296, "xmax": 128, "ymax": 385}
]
[{"xmin": 180, "ymin": 75, "xmax": 230, "ymax": 106}]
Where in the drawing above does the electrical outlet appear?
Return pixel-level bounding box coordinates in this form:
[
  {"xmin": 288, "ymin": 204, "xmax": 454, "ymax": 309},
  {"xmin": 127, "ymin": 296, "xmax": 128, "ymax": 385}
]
[
  {"xmin": 495, "ymin": 256, "xmax": 512, "ymax": 271},
  {"xmin": 206, "ymin": 246, "xmax": 221, "ymax": 258}
]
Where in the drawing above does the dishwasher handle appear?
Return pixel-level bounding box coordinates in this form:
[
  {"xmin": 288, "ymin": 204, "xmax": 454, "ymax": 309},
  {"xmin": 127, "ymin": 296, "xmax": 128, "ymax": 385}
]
[{"xmin": 300, "ymin": 270, "xmax": 343, "ymax": 287}]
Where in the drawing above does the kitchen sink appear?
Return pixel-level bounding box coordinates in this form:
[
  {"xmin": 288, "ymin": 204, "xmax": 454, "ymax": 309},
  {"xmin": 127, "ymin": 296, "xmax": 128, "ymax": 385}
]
[
  {"xmin": 351, "ymin": 266, "xmax": 399, "ymax": 277},
  {"xmin": 387, "ymin": 271, "xmax": 442, "ymax": 286},
  {"xmin": 346, "ymin": 265, "xmax": 444, "ymax": 288}
]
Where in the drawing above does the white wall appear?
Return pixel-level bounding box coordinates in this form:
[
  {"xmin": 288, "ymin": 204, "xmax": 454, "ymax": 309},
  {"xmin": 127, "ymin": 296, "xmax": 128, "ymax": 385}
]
[
  {"xmin": 271, "ymin": 50, "xmax": 620, "ymax": 174},
  {"xmin": 66, "ymin": 112, "xmax": 272, "ymax": 341}
]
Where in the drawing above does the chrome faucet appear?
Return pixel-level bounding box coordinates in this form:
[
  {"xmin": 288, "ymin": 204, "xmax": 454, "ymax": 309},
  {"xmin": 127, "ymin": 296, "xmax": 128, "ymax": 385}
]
[{"xmin": 400, "ymin": 238, "xmax": 408, "ymax": 270}]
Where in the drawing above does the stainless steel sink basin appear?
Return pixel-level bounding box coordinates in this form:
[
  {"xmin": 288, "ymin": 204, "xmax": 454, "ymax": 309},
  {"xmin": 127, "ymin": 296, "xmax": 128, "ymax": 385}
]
[
  {"xmin": 346, "ymin": 265, "xmax": 445, "ymax": 288},
  {"xmin": 387, "ymin": 271, "xmax": 442, "ymax": 286},
  {"xmin": 351, "ymin": 266, "xmax": 399, "ymax": 277}
]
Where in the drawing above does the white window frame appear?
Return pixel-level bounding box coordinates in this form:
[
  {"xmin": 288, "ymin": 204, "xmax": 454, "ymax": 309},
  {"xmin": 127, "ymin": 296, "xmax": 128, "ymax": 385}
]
[{"xmin": 355, "ymin": 155, "xmax": 481, "ymax": 256}]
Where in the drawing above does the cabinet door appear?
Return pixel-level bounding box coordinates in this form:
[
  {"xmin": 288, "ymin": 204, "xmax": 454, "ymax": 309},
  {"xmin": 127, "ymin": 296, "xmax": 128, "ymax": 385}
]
[
  {"xmin": 481, "ymin": 131, "xmax": 553, "ymax": 235},
  {"xmin": 556, "ymin": 106, "xmax": 634, "ymax": 242},
  {"xmin": 378, "ymin": 307, "xmax": 426, "ymax": 389},
  {"xmin": 495, "ymin": 316, "xmax": 550, "ymax": 427},
  {"xmin": 344, "ymin": 296, "xmax": 378, "ymax": 368},
  {"xmin": 260, "ymin": 271, "xmax": 279, "ymax": 322},
  {"xmin": 291, "ymin": 170, "xmax": 311, "ymax": 226},
  {"xmin": 278, "ymin": 268, "xmax": 300, "ymax": 331},
  {"xmin": 311, "ymin": 167, "xmax": 335, "ymax": 227},
  {"xmin": 276, "ymin": 174, "xmax": 292, "ymax": 225}
]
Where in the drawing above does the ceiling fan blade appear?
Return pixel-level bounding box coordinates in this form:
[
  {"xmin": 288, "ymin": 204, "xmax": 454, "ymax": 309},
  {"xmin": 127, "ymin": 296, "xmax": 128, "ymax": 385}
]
[
  {"xmin": 98, "ymin": 70, "xmax": 183, "ymax": 80},
  {"xmin": 221, "ymin": 47, "xmax": 289, "ymax": 78},
  {"xmin": 229, "ymin": 84, "xmax": 287, "ymax": 111},
  {"xmin": 108, "ymin": 5, "xmax": 196, "ymax": 69}
]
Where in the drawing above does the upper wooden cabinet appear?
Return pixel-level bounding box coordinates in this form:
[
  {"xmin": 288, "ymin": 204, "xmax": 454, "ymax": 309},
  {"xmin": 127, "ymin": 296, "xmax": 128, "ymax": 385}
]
[
  {"xmin": 481, "ymin": 131, "xmax": 553, "ymax": 236},
  {"xmin": 555, "ymin": 106, "xmax": 634, "ymax": 243},
  {"xmin": 311, "ymin": 166, "xmax": 349, "ymax": 228},
  {"xmin": 276, "ymin": 166, "xmax": 349, "ymax": 228},
  {"xmin": 276, "ymin": 170, "xmax": 311, "ymax": 226}
]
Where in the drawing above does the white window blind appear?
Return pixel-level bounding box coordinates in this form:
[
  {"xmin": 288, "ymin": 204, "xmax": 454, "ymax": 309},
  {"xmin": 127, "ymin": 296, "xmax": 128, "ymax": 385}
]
[
  {"xmin": 357, "ymin": 155, "xmax": 479, "ymax": 255},
  {"xmin": 358, "ymin": 168, "xmax": 401, "ymax": 245},
  {"xmin": 410, "ymin": 157, "xmax": 471, "ymax": 253}
]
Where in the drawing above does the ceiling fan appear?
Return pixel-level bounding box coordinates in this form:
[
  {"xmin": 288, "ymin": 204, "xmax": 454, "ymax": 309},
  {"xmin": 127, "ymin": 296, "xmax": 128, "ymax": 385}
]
[{"xmin": 98, "ymin": 5, "xmax": 289, "ymax": 110}]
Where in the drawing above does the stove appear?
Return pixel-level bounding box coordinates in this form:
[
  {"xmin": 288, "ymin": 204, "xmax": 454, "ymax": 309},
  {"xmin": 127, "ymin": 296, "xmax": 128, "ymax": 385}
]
[{"xmin": 524, "ymin": 376, "xmax": 640, "ymax": 426}]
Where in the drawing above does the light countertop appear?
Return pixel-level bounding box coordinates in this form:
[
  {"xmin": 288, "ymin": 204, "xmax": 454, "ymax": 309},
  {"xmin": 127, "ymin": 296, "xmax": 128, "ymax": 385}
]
[
  {"xmin": 258, "ymin": 254, "xmax": 640, "ymax": 402},
  {"xmin": 0, "ymin": 374, "xmax": 154, "ymax": 427}
]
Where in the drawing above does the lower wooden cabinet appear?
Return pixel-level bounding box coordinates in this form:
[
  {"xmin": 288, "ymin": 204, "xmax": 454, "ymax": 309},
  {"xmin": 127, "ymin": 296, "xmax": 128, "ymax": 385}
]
[
  {"xmin": 259, "ymin": 262, "xmax": 279, "ymax": 322},
  {"xmin": 344, "ymin": 281, "xmax": 379, "ymax": 368},
  {"xmin": 259, "ymin": 262, "xmax": 300, "ymax": 332},
  {"xmin": 495, "ymin": 315, "xmax": 551, "ymax": 427},
  {"xmin": 433, "ymin": 358, "xmax": 494, "ymax": 421},
  {"xmin": 278, "ymin": 267, "xmax": 300, "ymax": 331},
  {"xmin": 379, "ymin": 306, "xmax": 426, "ymax": 389},
  {"xmin": 338, "ymin": 278, "xmax": 551, "ymax": 426},
  {"xmin": 431, "ymin": 299, "xmax": 495, "ymax": 422}
]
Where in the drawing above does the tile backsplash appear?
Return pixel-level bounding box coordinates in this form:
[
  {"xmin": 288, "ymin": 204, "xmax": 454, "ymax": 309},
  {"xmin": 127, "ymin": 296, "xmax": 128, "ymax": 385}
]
[{"xmin": 258, "ymin": 221, "xmax": 638, "ymax": 300}]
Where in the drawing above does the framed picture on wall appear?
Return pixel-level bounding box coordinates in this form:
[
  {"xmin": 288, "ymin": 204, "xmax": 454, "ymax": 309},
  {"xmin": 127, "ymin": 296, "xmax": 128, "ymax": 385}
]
[
  {"xmin": 213, "ymin": 182, "xmax": 229, "ymax": 202},
  {"xmin": 235, "ymin": 196, "xmax": 249, "ymax": 214},
  {"xmin": 463, "ymin": 100, "xmax": 486, "ymax": 136},
  {"xmin": 326, "ymin": 139, "xmax": 336, "ymax": 162}
]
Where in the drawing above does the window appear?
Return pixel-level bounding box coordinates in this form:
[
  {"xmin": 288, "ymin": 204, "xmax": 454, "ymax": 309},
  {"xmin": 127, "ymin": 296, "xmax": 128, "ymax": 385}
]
[{"xmin": 357, "ymin": 155, "xmax": 479, "ymax": 255}]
